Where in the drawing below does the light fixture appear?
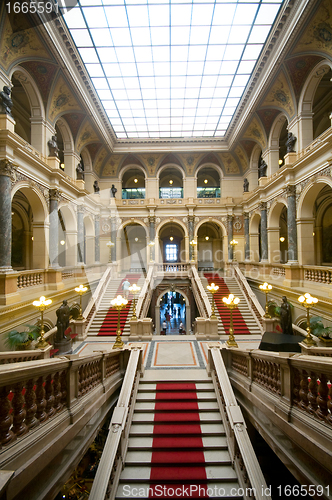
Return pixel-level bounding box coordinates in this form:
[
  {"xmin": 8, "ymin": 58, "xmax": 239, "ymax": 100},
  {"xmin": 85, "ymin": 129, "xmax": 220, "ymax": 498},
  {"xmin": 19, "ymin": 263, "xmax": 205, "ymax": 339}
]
[
  {"xmin": 222, "ymin": 294, "xmax": 240, "ymax": 347},
  {"xmin": 106, "ymin": 240, "xmax": 114, "ymax": 263},
  {"xmin": 60, "ymin": 163, "xmax": 65, "ymax": 170},
  {"xmin": 129, "ymin": 283, "xmax": 141, "ymax": 320},
  {"xmin": 205, "ymin": 236, "xmax": 209, "ymax": 241},
  {"xmin": 135, "ymin": 237, "xmax": 138, "ymax": 242},
  {"xmin": 60, "ymin": 240, "xmax": 65, "ymax": 246},
  {"xmin": 204, "ymin": 179, "xmax": 208, "ymax": 184},
  {"xmin": 111, "ymin": 295, "xmax": 128, "ymax": 349},
  {"xmin": 279, "ymin": 159, "xmax": 283, "ymax": 165},
  {"xmin": 259, "ymin": 282, "xmax": 273, "ymax": 318},
  {"xmin": 190, "ymin": 239, "xmax": 197, "ymax": 245},
  {"xmin": 207, "ymin": 282, "xmax": 219, "ymax": 319},
  {"xmin": 134, "ymin": 178, "xmax": 138, "ymax": 183},
  {"xmin": 170, "ymin": 236, "xmax": 174, "ymax": 241},
  {"xmin": 75, "ymin": 284, "xmax": 88, "ymax": 320},
  {"xmin": 230, "ymin": 239, "xmax": 238, "ymax": 261},
  {"xmin": 11, "ymin": 211, "xmax": 14, "ymax": 215},
  {"xmin": 279, "ymin": 237, "xmax": 285, "ymax": 242},
  {"xmin": 32, "ymin": 296, "xmax": 52, "ymax": 348},
  {"xmin": 31, "ymin": 237, "xmax": 34, "ymax": 241},
  {"xmin": 298, "ymin": 293, "xmax": 318, "ymax": 346},
  {"xmin": 169, "ymin": 179, "xmax": 173, "ymax": 185}
]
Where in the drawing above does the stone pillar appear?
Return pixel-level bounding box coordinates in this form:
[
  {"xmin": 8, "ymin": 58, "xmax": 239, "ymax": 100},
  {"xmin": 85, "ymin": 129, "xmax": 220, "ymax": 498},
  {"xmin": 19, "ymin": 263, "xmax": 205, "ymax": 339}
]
[
  {"xmin": 0, "ymin": 160, "xmax": 16, "ymax": 271},
  {"xmin": 260, "ymin": 202, "xmax": 268, "ymax": 262},
  {"xmin": 286, "ymin": 185, "xmax": 298, "ymax": 262},
  {"xmin": 188, "ymin": 215, "xmax": 194, "ymax": 261},
  {"xmin": 227, "ymin": 215, "xmax": 233, "ymax": 261},
  {"xmin": 49, "ymin": 189, "xmax": 60, "ymax": 268},
  {"xmin": 244, "ymin": 212, "xmax": 250, "ymax": 261},
  {"xmin": 111, "ymin": 217, "xmax": 117, "ymax": 262},
  {"xmin": 77, "ymin": 206, "xmax": 84, "ymax": 264},
  {"xmin": 95, "ymin": 216, "xmax": 100, "ymax": 263},
  {"xmin": 149, "ymin": 216, "xmax": 155, "ymax": 261}
]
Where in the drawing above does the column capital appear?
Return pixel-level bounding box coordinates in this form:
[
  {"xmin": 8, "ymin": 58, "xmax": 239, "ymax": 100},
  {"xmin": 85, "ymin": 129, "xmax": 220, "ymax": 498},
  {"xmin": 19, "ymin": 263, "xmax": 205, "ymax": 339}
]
[
  {"xmin": 148, "ymin": 216, "xmax": 155, "ymax": 224},
  {"xmin": 49, "ymin": 188, "xmax": 61, "ymax": 201},
  {"xmin": 243, "ymin": 212, "xmax": 249, "ymax": 220},
  {"xmin": 286, "ymin": 184, "xmax": 296, "ymax": 197},
  {"xmin": 259, "ymin": 201, "xmax": 267, "ymax": 211},
  {"xmin": 227, "ymin": 214, "xmax": 233, "ymax": 222},
  {"xmin": 0, "ymin": 159, "xmax": 16, "ymax": 179}
]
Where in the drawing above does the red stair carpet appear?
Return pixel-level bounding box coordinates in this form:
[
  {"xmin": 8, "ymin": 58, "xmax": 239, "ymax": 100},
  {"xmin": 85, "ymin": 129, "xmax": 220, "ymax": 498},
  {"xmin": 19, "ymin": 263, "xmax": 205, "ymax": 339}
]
[
  {"xmin": 149, "ymin": 383, "xmax": 208, "ymax": 498},
  {"xmin": 204, "ymin": 273, "xmax": 251, "ymax": 335},
  {"xmin": 97, "ymin": 274, "xmax": 140, "ymax": 336}
]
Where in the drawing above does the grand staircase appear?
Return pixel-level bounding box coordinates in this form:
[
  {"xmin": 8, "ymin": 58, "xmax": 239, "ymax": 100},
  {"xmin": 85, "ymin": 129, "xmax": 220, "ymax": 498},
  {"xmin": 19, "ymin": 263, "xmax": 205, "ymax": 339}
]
[
  {"xmin": 116, "ymin": 378, "xmax": 244, "ymax": 499},
  {"xmin": 88, "ymin": 273, "xmax": 143, "ymax": 336},
  {"xmin": 201, "ymin": 272, "xmax": 262, "ymax": 336}
]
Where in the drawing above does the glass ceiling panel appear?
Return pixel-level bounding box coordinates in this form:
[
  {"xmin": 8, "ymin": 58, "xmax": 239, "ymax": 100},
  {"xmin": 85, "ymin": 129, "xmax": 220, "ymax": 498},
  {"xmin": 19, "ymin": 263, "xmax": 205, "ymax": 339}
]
[{"xmin": 61, "ymin": 0, "xmax": 284, "ymax": 139}]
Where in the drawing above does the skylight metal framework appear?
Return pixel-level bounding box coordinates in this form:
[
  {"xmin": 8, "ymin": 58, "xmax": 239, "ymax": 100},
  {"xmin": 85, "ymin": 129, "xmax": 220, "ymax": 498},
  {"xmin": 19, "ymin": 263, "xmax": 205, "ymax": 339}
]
[{"xmin": 61, "ymin": 0, "xmax": 284, "ymax": 139}]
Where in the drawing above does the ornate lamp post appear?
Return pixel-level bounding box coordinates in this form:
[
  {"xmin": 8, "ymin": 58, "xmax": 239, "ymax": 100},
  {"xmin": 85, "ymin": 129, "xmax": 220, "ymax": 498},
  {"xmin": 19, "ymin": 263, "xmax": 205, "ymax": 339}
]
[
  {"xmin": 111, "ymin": 295, "xmax": 128, "ymax": 349},
  {"xmin": 259, "ymin": 282, "xmax": 273, "ymax": 318},
  {"xmin": 129, "ymin": 283, "xmax": 141, "ymax": 320},
  {"xmin": 32, "ymin": 296, "xmax": 52, "ymax": 348},
  {"xmin": 190, "ymin": 239, "xmax": 197, "ymax": 261},
  {"xmin": 75, "ymin": 284, "xmax": 88, "ymax": 320},
  {"xmin": 222, "ymin": 294, "xmax": 240, "ymax": 347},
  {"xmin": 230, "ymin": 239, "xmax": 238, "ymax": 261},
  {"xmin": 106, "ymin": 240, "xmax": 114, "ymax": 263},
  {"xmin": 207, "ymin": 282, "xmax": 219, "ymax": 319},
  {"xmin": 298, "ymin": 293, "xmax": 318, "ymax": 346},
  {"xmin": 148, "ymin": 240, "xmax": 155, "ymax": 262}
]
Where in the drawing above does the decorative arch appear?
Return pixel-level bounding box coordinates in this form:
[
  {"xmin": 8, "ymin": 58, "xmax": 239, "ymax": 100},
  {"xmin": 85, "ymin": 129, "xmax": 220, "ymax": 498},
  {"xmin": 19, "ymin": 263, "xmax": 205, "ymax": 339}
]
[
  {"xmin": 156, "ymin": 219, "xmax": 188, "ymax": 239},
  {"xmin": 299, "ymin": 61, "xmax": 332, "ymax": 116},
  {"xmin": 156, "ymin": 163, "xmax": 185, "ymax": 179},
  {"xmin": 194, "ymin": 218, "xmax": 226, "ymax": 238},
  {"xmin": 11, "ymin": 182, "xmax": 48, "ymax": 222},
  {"xmin": 297, "ymin": 177, "xmax": 332, "ymax": 219},
  {"xmin": 155, "ymin": 287, "xmax": 190, "ymax": 307},
  {"xmin": 268, "ymin": 199, "xmax": 287, "ymax": 227},
  {"xmin": 55, "ymin": 117, "xmax": 75, "ymax": 152},
  {"xmin": 117, "ymin": 219, "xmax": 149, "ymax": 239},
  {"xmin": 119, "ymin": 163, "xmax": 147, "ymax": 181},
  {"xmin": 10, "ymin": 66, "xmax": 45, "ymax": 120}
]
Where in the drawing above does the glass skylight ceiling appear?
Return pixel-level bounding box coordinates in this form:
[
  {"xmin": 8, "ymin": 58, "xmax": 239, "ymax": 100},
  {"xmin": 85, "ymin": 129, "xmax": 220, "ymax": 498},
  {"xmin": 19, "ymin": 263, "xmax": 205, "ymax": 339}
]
[{"xmin": 61, "ymin": 0, "xmax": 284, "ymax": 139}]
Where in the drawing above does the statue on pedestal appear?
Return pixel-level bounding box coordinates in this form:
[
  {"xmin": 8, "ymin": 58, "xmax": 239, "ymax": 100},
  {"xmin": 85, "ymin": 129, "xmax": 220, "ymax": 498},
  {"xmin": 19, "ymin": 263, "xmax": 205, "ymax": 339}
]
[
  {"xmin": 279, "ymin": 296, "xmax": 293, "ymax": 335},
  {"xmin": 93, "ymin": 180, "xmax": 100, "ymax": 193},
  {"xmin": 259, "ymin": 160, "xmax": 267, "ymax": 178},
  {"xmin": 243, "ymin": 178, "xmax": 249, "ymax": 192},
  {"xmin": 55, "ymin": 300, "xmax": 70, "ymax": 342},
  {"xmin": 48, "ymin": 135, "xmax": 59, "ymax": 157},
  {"xmin": 0, "ymin": 86, "xmax": 13, "ymax": 116},
  {"xmin": 110, "ymin": 184, "xmax": 117, "ymax": 198},
  {"xmin": 285, "ymin": 132, "xmax": 297, "ymax": 153},
  {"xmin": 76, "ymin": 162, "xmax": 84, "ymax": 180}
]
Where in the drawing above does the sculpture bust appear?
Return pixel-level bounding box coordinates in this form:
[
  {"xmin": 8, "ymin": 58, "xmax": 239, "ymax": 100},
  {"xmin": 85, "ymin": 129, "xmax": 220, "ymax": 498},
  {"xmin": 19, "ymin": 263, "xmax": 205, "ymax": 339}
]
[
  {"xmin": 93, "ymin": 180, "xmax": 100, "ymax": 193},
  {"xmin": 48, "ymin": 135, "xmax": 59, "ymax": 157},
  {"xmin": 285, "ymin": 132, "xmax": 297, "ymax": 153},
  {"xmin": 0, "ymin": 86, "xmax": 13, "ymax": 116},
  {"xmin": 279, "ymin": 296, "xmax": 293, "ymax": 335},
  {"xmin": 76, "ymin": 162, "xmax": 84, "ymax": 180},
  {"xmin": 243, "ymin": 178, "xmax": 249, "ymax": 192},
  {"xmin": 110, "ymin": 184, "xmax": 117, "ymax": 198}
]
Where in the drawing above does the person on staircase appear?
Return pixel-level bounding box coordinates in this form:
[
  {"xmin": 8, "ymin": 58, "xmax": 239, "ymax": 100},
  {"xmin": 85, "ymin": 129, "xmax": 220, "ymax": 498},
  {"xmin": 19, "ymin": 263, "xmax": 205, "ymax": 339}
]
[{"xmin": 122, "ymin": 279, "xmax": 131, "ymax": 299}]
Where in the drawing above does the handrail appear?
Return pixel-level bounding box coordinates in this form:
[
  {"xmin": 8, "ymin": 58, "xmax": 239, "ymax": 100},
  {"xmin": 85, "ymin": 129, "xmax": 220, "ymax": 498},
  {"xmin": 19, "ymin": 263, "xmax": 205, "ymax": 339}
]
[
  {"xmin": 189, "ymin": 264, "xmax": 211, "ymax": 318},
  {"xmin": 209, "ymin": 346, "xmax": 271, "ymax": 500},
  {"xmin": 136, "ymin": 265, "xmax": 154, "ymax": 319},
  {"xmin": 232, "ymin": 264, "xmax": 264, "ymax": 333},
  {"xmin": 89, "ymin": 346, "xmax": 143, "ymax": 500},
  {"xmin": 83, "ymin": 264, "xmax": 115, "ymax": 332}
]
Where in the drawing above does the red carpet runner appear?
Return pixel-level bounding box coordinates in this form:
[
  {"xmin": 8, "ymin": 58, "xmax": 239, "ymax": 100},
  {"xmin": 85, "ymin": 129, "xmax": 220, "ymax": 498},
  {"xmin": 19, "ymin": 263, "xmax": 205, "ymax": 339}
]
[
  {"xmin": 97, "ymin": 274, "xmax": 140, "ymax": 336},
  {"xmin": 149, "ymin": 383, "xmax": 208, "ymax": 498},
  {"xmin": 204, "ymin": 273, "xmax": 251, "ymax": 335}
]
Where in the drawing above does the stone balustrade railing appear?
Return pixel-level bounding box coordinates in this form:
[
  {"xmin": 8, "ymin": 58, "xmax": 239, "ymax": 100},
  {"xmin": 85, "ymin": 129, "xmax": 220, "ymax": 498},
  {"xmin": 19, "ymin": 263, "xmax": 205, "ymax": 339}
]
[
  {"xmin": 208, "ymin": 346, "xmax": 271, "ymax": 500},
  {"xmin": 156, "ymin": 262, "xmax": 189, "ymax": 273},
  {"xmin": 232, "ymin": 264, "xmax": 264, "ymax": 333},
  {"xmin": 0, "ymin": 345, "xmax": 52, "ymax": 364},
  {"xmin": 89, "ymin": 346, "xmax": 143, "ymax": 500},
  {"xmin": 189, "ymin": 264, "xmax": 211, "ymax": 318},
  {"xmin": 224, "ymin": 347, "xmax": 332, "ymax": 490},
  {"xmin": 83, "ymin": 264, "xmax": 115, "ymax": 332},
  {"xmin": 136, "ymin": 265, "xmax": 154, "ymax": 319},
  {"xmin": 16, "ymin": 270, "xmax": 44, "ymax": 289},
  {"xmin": 303, "ymin": 266, "xmax": 332, "ymax": 285}
]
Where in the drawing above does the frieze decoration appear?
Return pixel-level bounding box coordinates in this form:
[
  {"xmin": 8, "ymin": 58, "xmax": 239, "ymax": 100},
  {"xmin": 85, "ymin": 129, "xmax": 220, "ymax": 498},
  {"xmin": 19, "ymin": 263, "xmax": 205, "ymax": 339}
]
[
  {"xmin": 102, "ymin": 222, "xmax": 110, "ymax": 233},
  {"xmin": 166, "ymin": 199, "xmax": 177, "ymax": 204},
  {"xmin": 294, "ymin": 165, "xmax": 332, "ymax": 203},
  {"xmin": 243, "ymin": 117, "xmax": 266, "ymax": 150},
  {"xmin": 262, "ymin": 71, "xmax": 295, "ymax": 118},
  {"xmin": 0, "ymin": 159, "xmax": 16, "ymax": 180},
  {"xmin": 233, "ymin": 217, "xmax": 243, "ymax": 232},
  {"xmin": 14, "ymin": 171, "xmax": 50, "ymax": 202},
  {"xmin": 293, "ymin": 0, "xmax": 332, "ymax": 56},
  {"xmin": 49, "ymin": 75, "xmax": 80, "ymax": 122},
  {"xmin": 76, "ymin": 120, "xmax": 100, "ymax": 152},
  {"xmin": 129, "ymin": 200, "xmax": 139, "ymax": 204}
]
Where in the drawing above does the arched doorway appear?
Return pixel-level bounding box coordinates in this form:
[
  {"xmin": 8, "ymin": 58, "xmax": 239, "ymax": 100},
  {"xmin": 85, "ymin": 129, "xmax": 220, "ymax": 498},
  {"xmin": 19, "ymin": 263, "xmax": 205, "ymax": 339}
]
[
  {"xmin": 119, "ymin": 223, "xmax": 147, "ymax": 272},
  {"xmin": 196, "ymin": 222, "xmax": 223, "ymax": 270},
  {"xmin": 159, "ymin": 291, "xmax": 186, "ymax": 335},
  {"xmin": 159, "ymin": 222, "xmax": 185, "ymax": 263}
]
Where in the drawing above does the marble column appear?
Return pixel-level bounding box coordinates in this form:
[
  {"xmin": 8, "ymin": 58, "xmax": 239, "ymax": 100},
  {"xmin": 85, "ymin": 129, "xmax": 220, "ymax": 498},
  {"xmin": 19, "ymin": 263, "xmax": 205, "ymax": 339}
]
[
  {"xmin": 244, "ymin": 212, "xmax": 250, "ymax": 261},
  {"xmin": 149, "ymin": 216, "xmax": 155, "ymax": 261},
  {"xmin": 94, "ymin": 216, "xmax": 100, "ymax": 263},
  {"xmin": 286, "ymin": 185, "xmax": 298, "ymax": 262},
  {"xmin": 49, "ymin": 189, "xmax": 60, "ymax": 268},
  {"xmin": 111, "ymin": 217, "xmax": 117, "ymax": 262},
  {"xmin": 227, "ymin": 215, "xmax": 233, "ymax": 261},
  {"xmin": 260, "ymin": 202, "xmax": 268, "ymax": 261},
  {"xmin": 77, "ymin": 206, "xmax": 84, "ymax": 264},
  {"xmin": 0, "ymin": 160, "xmax": 15, "ymax": 271},
  {"xmin": 188, "ymin": 215, "xmax": 194, "ymax": 261}
]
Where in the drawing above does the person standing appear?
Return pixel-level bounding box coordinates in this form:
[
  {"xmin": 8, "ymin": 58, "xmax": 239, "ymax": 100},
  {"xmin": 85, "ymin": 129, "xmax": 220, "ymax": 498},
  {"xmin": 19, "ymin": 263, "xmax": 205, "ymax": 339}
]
[
  {"xmin": 162, "ymin": 320, "xmax": 167, "ymax": 335},
  {"xmin": 179, "ymin": 321, "xmax": 184, "ymax": 335},
  {"xmin": 122, "ymin": 279, "xmax": 131, "ymax": 299}
]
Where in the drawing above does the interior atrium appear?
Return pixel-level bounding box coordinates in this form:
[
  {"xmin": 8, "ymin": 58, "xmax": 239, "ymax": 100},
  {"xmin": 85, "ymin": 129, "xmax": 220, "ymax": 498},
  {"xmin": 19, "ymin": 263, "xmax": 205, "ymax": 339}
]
[{"xmin": 0, "ymin": 0, "xmax": 332, "ymax": 498}]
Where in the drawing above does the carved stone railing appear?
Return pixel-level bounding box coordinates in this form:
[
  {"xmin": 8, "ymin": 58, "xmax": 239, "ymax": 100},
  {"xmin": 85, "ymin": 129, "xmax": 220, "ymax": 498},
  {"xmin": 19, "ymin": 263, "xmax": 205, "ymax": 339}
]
[
  {"xmin": 156, "ymin": 262, "xmax": 189, "ymax": 273},
  {"xmin": 208, "ymin": 346, "xmax": 271, "ymax": 500},
  {"xmin": 83, "ymin": 264, "xmax": 115, "ymax": 332},
  {"xmin": 17, "ymin": 270, "xmax": 44, "ymax": 289},
  {"xmin": 136, "ymin": 265, "xmax": 154, "ymax": 319},
  {"xmin": 271, "ymin": 265, "xmax": 286, "ymax": 277},
  {"xmin": 0, "ymin": 345, "xmax": 52, "ymax": 364},
  {"xmin": 303, "ymin": 266, "xmax": 332, "ymax": 285},
  {"xmin": 0, "ymin": 349, "xmax": 125, "ymax": 498},
  {"xmin": 189, "ymin": 264, "xmax": 211, "ymax": 318},
  {"xmin": 89, "ymin": 345, "xmax": 143, "ymax": 500},
  {"xmin": 225, "ymin": 348, "xmax": 332, "ymax": 490},
  {"xmin": 232, "ymin": 264, "xmax": 264, "ymax": 333}
]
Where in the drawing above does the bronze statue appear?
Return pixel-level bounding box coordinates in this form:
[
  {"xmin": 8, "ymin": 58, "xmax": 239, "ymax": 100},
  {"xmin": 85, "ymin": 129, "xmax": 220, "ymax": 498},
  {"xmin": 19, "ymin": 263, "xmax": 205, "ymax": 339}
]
[
  {"xmin": 243, "ymin": 178, "xmax": 249, "ymax": 192},
  {"xmin": 285, "ymin": 132, "xmax": 297, "ymax": 153},
  {"xmin": 55, "ymin": 300, "xmax": 71, "ymax": 341},
  {"xmin": 110, "ymin": 184, "xmax": 117, "ymax": 198},
  {"xmin": 76, "ymin": 162, "xmax": 84, "ymax": 180},
  {"xmin": 279, "ymin": 296, "xmax": 293, "ymax": 335},
  {"xmin": 93, "ymin": 180, "xmax": 100, "ymax": 193},
  {"xmin": 0, "ymin": 86, "xmax": 13, "ymax": 116},
  {"xmin": 259, "ymin": 160, "xmax": 267, "ymax": 178}
]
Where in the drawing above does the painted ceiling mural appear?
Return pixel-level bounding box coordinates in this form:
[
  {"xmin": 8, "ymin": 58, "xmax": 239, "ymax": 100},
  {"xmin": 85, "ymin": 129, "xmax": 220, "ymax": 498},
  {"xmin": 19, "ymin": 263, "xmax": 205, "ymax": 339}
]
[
  {"xmin": 243, "ymin": 117, "xmax": 266, "ymax": 150},
  {"xmin": 256, "ymin": 109, "xmax": 281, "ymax": 136},
  {"xmin": 101, "ymin": 153, "xmax": 121, "ymax": 176},
  {"xmin": 240, "ymin": 140, "xmax": 256, "ymax": 160},
  {"xmin": 76, "ymin": 119, "xmax": 100, "ymax": 152},
  {"xmin": 20, "ymin": 62, "xmax": 58, "ymax": 104},
  {"xmin": 63, "ymin": 113, "xmax": 86, "ymax": 142},
  {"xmin": 284, "ymin": 55, "xmax": 324, "ymax": 98},
  {"xmin": 86, "ymin": 143, "xmax": 103, "ymax": 163},
  {"xmin": 234, "ymin": 145, "xmax": 248, "ymax": 173},
  {"xmin": 261, "ymin": 71, "xmax": 295, "ymax": 119},
  {"xmin": 178, "ymin": 153, "xmax": 203, "ymax": 175},
  {"xmin": 0, "ymin": 14, "xmax": 52, "ymax": 71},
  {"xmin": 217, "ymin": 153, "xmax": 240, "ymax": 174},
  {"xmin": 293, "ymin": 0, "xmax": 332, "ymax": 56},
  {"xmin": 49, "ymin": 75, "xmax": 80, "ymax": 123}
]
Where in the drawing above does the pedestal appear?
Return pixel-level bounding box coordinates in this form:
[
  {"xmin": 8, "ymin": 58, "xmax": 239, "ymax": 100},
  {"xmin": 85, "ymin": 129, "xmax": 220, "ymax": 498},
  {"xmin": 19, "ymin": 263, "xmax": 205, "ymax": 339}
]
[
  {"xmin": 72, "ymin": 318, "xmax": 87, "ymax": 341},
  {"xmin": 54, "ymin": 337, "xmax": 72, "ymax": 355}
]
